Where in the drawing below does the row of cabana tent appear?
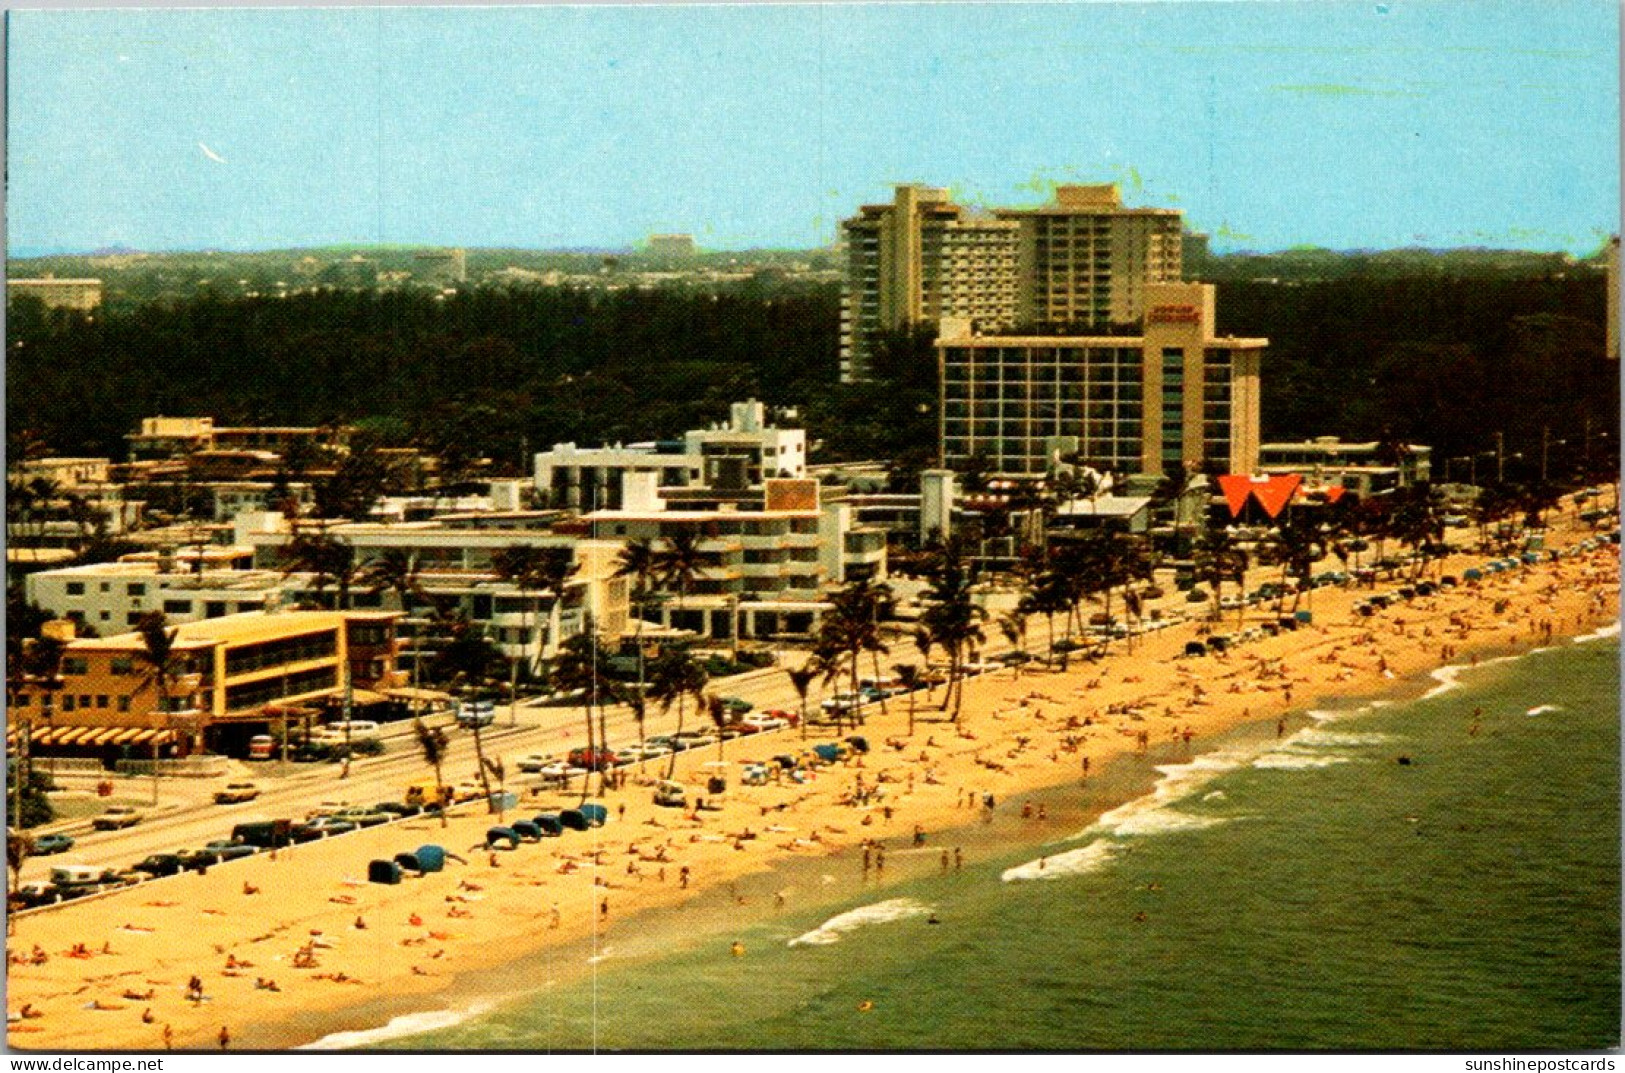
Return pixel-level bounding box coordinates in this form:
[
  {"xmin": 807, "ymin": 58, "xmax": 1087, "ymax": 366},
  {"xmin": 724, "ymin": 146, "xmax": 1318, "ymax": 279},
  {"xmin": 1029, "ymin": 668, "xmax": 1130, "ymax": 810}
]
[{"xmin": 368, "ymin": 803, "xmax": 608, "ymax": 884}]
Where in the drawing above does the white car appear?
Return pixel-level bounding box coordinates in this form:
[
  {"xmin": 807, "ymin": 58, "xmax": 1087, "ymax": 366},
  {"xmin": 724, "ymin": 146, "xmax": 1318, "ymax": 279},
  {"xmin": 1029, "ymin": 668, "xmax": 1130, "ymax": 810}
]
[
  {"xmin": 618, "ymin": 741, "xmax": 673, "ymax": 761},
  {"xmin": 536, "ymin": 760, "xmax": 588, "ymax": 781},
  {"xmin": 91, "ymin": 806, "xmax": 144, "ymax": 831},
  {"xmin": 516, "ymin": 753, "xmax": 553, "ymax": 774},
  {"xmin": 740, "ymin": 714, "xmax": 790, "ymax": 733}
]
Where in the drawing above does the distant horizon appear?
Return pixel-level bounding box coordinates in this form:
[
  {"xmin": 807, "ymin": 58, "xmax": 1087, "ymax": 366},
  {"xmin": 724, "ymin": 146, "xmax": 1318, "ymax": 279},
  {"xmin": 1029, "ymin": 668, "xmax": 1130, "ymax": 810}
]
[
  {"xmin": 7, "ymin": 237, "xmax": 1616, "ymax": 263},
  {"xmin": 8, "ymin": 1, "xmax": 1618, "ymax": 257}
]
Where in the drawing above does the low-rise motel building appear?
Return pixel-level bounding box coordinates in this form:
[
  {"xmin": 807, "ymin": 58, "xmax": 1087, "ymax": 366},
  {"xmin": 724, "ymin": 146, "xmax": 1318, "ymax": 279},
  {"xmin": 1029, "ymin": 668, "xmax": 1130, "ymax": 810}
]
[{"xmin": 6, "ymin": 610, "xmax": 403, "ymax": 760}]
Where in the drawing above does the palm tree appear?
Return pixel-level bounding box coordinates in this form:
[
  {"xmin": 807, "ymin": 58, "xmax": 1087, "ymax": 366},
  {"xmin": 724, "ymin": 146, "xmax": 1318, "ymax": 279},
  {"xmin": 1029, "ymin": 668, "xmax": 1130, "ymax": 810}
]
[
  {"xmin": 281, "ymin": 530, "xmax": 359, "ymax": 610},
  {"xmin": 920, "ymin": 546, "xmax": 987, "ymax": 724},
  {"xmin": 550, "ymin": 626, "xmax": 613, "ymax": 800},
  {"xmin": 912, "ymin": 628, "xmax": 935, "ymax": 702},
  {"xmin": 785, "ymin": 663, "xmax": 817, "ymax": 741},
  {"xmin": 430, "ymin": 614, "xmax": 504, "ymax": 811},
  {"xmin": 1262, "ymin": 512, "xmax": 1322, "ymax": 617},
  {"xmin": 413, "ymin": 717, "xmax": 451, "ymax": 828},
  {"xmin": 533, "ymin": 547, "xmax": 581, "ymax": 667},
  {"xmin": 613, "ymin": 537, "xmax": 660, "ymax": 740},
  {"xmin": 493, "ymin": 545, "xmax": 547, "ymax": 727},
  {"xmin": 134, "ymin": 612, "xmax": 185, "ymax": 805},
  {"xmin": 7, "ymin": 829, "xmax": 35, "ymax": 895},
  {"xmin": 705, "ymin": 693, "xmax": 729, "ymax": 761},
  {"xmin": 998, "ymin": 607, "xmax": 1029, "ymax": 676},
  {"xmin": 655, "ymin": 531, "xmax": 707, "ymax": 634},
  {"xmin": 892, "ymin": 662, "xmax": 923, "ymax": 737},
  {"xmin": 649, "ymin": 645, "xmax": 708, "ymax": 780},
  {"xmin": 816, "ymin": 579, "xmax": 891, "ymax": 725},
  {"xmin": 362, "ymin": 548, "xmax": 425, "ymax": 693},
  {"xmin": 1193, "ymin": 531, "xmax": 1250, "ymax": 628},
  {"xmin": 1390, "ymin": 484, "xmax": 1447, "ymax": 582}
]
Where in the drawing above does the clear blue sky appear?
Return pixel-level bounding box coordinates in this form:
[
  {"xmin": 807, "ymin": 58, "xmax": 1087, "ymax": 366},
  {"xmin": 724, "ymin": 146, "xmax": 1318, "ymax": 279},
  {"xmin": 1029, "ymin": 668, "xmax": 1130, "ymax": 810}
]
[{"xmin": 6, "ymin": 0, "xmax": 1618, "ymax": 255}]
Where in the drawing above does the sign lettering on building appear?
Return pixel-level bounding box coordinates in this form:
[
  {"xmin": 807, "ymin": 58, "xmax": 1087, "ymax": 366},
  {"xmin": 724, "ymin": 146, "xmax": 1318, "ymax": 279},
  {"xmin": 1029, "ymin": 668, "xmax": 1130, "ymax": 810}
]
[{"xmin": 1148, "ymin": 304, "xmax": 1200, "ymax": 324}]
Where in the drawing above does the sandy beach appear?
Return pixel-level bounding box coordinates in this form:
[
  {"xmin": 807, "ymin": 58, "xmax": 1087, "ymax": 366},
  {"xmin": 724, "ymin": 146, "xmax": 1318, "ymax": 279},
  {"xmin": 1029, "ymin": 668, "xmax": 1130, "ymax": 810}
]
[{"xmin": 7, "ymin": 518, "xmax": 1618, "ymax": 1052}]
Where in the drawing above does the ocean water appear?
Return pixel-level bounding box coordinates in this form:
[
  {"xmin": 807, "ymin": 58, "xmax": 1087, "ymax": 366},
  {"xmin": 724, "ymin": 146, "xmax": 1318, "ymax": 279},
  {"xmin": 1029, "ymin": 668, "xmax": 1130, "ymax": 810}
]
[{"xmin": 379, "ymin": 635, "xmax": 1620, "ymax": 1052}]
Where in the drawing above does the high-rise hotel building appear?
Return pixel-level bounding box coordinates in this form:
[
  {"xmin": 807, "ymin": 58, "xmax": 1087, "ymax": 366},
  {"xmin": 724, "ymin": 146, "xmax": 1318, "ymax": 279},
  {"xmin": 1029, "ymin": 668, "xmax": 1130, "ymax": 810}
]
[
  {"xmin": 840, "ymin": 183, "xmax": 1184, "ymax": 381},
  {"xmin": 840, "ymin": 185, "xmax": 1019, "ymax": 382},
  {"xmin": 937, "ymin": 282, "xmax": 1265, "ymax": 479}
]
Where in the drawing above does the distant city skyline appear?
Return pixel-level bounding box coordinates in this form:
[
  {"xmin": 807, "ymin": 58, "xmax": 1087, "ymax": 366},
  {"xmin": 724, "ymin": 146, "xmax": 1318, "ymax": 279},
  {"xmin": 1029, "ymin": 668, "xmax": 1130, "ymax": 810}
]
[{"xmin": 7, "ymin": 1, "xmax": 1618, "ymax": 258}]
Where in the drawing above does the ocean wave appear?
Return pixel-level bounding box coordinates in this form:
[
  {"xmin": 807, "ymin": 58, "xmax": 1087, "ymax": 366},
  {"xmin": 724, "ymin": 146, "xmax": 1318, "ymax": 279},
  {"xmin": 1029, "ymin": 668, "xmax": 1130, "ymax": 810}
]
[
  {"xmin": 1252, "ymin": 752, "xmax": 1353, "ymax": 771},
  {"xmin": 1002, "ymin": 840, "xmax": 1121, "ymax": 882},
  {"xmin": 789, "ymin": 898, "xmax": 931, "ymax": 947},
  {"xmin": 299, "ymin": 1001, "xmax": 496, "ymax": 1050},
  {"xmin": 1291, "ymin": 728, "xmax": 1395, "ymax": 749},
  {"xmin": 1422, "ymin": 653, "xmax": 1525, "ymax": 699},
  {"xmin": 1075, "ymin": 751, "xmax": 1251, "ymax": 841},
  {"xmin": 1573, "ymin": 622, "xmax": 1621, "ymax": 645},
  {"xmin": 1526, "ymin": 704, "xmax": 1562, "ymax": 716},
  {"xmin": 1305, "ymin": 708, "xmax": 1346, "ymax": 723}
]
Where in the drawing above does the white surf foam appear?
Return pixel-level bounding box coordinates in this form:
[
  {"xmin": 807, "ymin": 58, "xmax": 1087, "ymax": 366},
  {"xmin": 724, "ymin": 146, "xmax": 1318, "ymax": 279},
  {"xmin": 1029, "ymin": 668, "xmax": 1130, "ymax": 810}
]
[
  {"xmin": 1291, "ymin": 728, "xmax": 1395, "ymax": 749},
  {"xmin": 1252, "ymin": 752, "xmax": 1353, "ymax": 771},
  {"xmin": 1525, "ymin": 704, "xmax": 1562, "ymax": 716},
  {"xmin": 1573, "ymin": 622, "xmax": 1621, "ymax": 645},
  {"xmin": 1422, "ymin": 653, "xmax": 1525, "ymax": 700},
  {"xmin": 1077, "ymin": 750, "xmax": 1251, "ymax": 841},
  {"xmin": 1002, "ymin": 840, "xmax": 1121, "ymax": 882},
  {"xmin": 789, "ymin": 897, "xmax": 932, "ymax": 947},
  {"xmin": 300, "ymin": 1001, "xmax": 496, "ymax": 1050}
]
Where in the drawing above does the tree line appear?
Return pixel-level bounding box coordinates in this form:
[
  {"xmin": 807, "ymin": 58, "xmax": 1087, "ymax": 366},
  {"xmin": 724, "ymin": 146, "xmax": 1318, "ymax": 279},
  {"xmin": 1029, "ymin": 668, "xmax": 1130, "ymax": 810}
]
[{"xmin": 7, "ymin": 269, "xmax": 1614, "ymax": 483}]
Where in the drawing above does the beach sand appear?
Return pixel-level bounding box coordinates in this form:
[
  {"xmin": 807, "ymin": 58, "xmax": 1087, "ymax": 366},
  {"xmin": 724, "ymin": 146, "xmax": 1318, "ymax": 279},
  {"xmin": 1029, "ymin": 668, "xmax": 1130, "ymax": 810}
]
[{"xmin": 8, "ymin": 517, "xmax": 1618, "ymax": 1052}]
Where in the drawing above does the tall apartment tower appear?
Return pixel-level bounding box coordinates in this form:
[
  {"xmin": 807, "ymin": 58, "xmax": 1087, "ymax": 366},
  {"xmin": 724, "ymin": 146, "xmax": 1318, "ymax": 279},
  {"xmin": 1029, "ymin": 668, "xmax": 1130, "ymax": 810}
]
[
  {"xmin": 839, "ymin": 183, "xmax": 1184, "ymax": 381},
  {"xmin": 840, "ymin": 185, "xmax": 1019, "ymax": 382},
  {"xmin": 994, "ymin": 184, "xmax": 1184, "ymax": 329}
]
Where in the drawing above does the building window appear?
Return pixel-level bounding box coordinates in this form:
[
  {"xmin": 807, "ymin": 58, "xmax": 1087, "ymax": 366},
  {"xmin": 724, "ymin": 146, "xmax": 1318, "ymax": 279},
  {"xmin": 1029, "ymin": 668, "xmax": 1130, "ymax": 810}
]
[
  {"xmin": 118, "ymin": 696, "xmax": 131, "ymax": 713},
  {"xmin": 13, "ymin": 693, "xmax": 29, "ymax": 707},
  {"xmin": 111, "ymin": 657, "xmax": 134, "ymax": 675},
  {"xmin": 100, "ymin": 611, "xmax": 111, "ymax": 621},
  {"xmin": 127, "ymin": 612, "xmax": 142, "ymax": 625},
  {"xmin": 96, "ymin": 695, "xmax": 109, "ymax": 709},
  {"xmin": 61, "ymin": 657, "xmax": 89, "ymax": 675},
  {"xmin": 66, "ymin": 582, "xmax": 85, "ymax": 596},
  {"xmin": 165, "ymin": 600, "xmax": 191, "ymax": 615},
  {"xmin": 128, "ymin": 583, "xmax": 146, "ymax": 596}
]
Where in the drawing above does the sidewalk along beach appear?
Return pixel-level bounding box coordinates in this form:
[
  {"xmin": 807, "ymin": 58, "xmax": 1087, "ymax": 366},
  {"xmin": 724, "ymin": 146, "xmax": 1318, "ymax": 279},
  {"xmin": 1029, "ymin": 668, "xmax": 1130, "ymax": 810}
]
[{"xmin": 6, "ymin": 522, "xmax": 1619, "ymax": 1052}]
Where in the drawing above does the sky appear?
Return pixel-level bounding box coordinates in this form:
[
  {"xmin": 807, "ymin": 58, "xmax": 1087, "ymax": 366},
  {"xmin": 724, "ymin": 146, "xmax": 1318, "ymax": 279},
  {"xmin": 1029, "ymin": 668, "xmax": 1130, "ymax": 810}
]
[{"xmin": 5, "ymin": 0, "xmax": 1619, "ymax": 255}]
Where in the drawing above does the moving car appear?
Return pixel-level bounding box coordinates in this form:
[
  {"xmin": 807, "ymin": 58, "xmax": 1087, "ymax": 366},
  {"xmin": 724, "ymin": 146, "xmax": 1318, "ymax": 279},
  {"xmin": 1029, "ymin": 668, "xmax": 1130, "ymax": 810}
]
[
  {"xmin": 330, "ymin": 806, "xmax": 392, "ymax": 828},
  {"xmin": 91, "ymin": 806, "xmax": 144, "ymax": 831},
  {"xmin": 131, "ymin": 853, "xmax": 185, "ymax": 878},
  {"xmin": 32, "ymin": 833, "xmax": 74, "ymax": 855},
  {"xmin": 516, "ymin": 753, "xmax": 553, "ymax": 774},
  {"xmin": 740, "ymin": 713, "xmax": 790, "ymax": 733},
  {"xmin": 213, "ymin": 781, "xmax": 262, "ymax": 805}
]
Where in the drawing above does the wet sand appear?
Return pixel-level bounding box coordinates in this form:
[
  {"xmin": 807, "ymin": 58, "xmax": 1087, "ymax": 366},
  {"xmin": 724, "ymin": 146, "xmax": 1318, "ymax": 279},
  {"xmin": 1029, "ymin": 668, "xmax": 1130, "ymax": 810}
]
[{"xmin": 7, "ymin": 518, "xmax": 1618, "ymax": 1052}]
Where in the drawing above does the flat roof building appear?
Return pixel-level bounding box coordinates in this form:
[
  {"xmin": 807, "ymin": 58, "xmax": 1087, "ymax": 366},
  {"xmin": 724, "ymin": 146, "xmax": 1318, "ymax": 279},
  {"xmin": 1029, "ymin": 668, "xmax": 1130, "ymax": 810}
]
[
  {"xmin": 938, "ymin": 282, "xmax": 1265, "ymax": 480},
  {"xmin": 8, "ymin": 277, "xmax": 104, "ymax": 311}
]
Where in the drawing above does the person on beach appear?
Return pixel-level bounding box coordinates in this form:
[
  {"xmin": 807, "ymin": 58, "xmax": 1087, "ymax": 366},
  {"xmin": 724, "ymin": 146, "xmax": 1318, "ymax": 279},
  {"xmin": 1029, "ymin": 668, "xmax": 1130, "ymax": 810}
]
[
  {"xmin": 954, "ymin": 847, "xmax": 963, "ymax": 871},
  {"xmin": 218, "ymin": 1025, "xmax": 230, "ymax": 1050},
  {"xmin": 161, "ymin": 1025, "xmax": 172, "ymax": 1050}
]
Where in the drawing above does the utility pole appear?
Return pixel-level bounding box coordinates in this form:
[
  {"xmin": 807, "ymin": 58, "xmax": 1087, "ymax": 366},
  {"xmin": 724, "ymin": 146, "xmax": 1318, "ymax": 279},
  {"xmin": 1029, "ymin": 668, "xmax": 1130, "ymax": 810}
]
[
  {"xmin": 1540, "ymin": 426, "xmax": 1550, "ymax": 484},
  {"xmin": 1495, "ymin": 432, "xmax": 1505, "ymax": 485}
]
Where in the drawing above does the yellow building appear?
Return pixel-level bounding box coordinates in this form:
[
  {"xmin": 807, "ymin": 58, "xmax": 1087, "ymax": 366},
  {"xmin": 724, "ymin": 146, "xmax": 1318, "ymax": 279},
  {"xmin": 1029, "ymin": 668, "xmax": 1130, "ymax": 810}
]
[
  {"xmin": 7, "ymin": 277, "xmax": 103, "ymax": 311},
  {"xmin": 840, "ymin": 185, "xmax": 1019, "ymax": 381},
  {"xmin": 995, "ymin": 184, "xmax": 1184, "ymax": 329},
  {"xmin": 937, "ymin": 282, "xmax": 1265, "ymax": 479},
  {"xmin": 7, "ymin": 610, "xmax": 401, "ymax": 757}
]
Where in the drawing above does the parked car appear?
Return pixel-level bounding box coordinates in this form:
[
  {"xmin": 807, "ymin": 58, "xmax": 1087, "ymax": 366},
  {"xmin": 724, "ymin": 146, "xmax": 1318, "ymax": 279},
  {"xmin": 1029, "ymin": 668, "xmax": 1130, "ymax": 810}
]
[
  {"xmin": 213, "ymin": 781, "xmax": 262, "ymax": 805},
  {"xmin": 372, "ymin": 801, "xmax": 421, "ymax": 818},
  {"xmin": 50, "ymin": 864, "xmax": 117, "ymax": 889},
  {"xmin": 247, "ymin": 734, "xmax": 278, "ymax": 761},
  {"xmin": 516, "ymin": 753, "xmax": 553, "ymax": 774},
  {"xmin": 10, "ymin": 881, "xmax": 60, "ymax": 909},
  {"xmin": 201, "ymin": 840, "xmax": 258, "ymax": 862},
  {"xmin": 617, "ymin": 741, "xmax": 673, "ymax": 761},
  {"xmin": 131, "ymin": 853, "xmax": 185, "ymax": 878},
  {"xmin": 653, "ymin": 781, "xmax": 688, "ymax": 808},
  {"xmin": 291, "ymin": 817, "xmax": 357, "ymax": 842},
  {"xmin": 821, "ymin": 693, "xmax": 865, "ymax": 715},
  {"xmin": 567, "ymin": 747, "xmax": 618, "ymax": 771},
  {"xmin": 330, "ymin": 806, "xmax": 392, "ymax": 828},
  {"xmin": 740, "ymin": 713, "xmax": 790, "ymax": 733},
  {"xmin": 456, "ymin": 700, "xmax": 496, "ymax": 729},
  {"xmin": 91, "ymin": 806, "xmax": 144, "ymax": 831},
  {"xmin": 32, "ymin": 833, "xmax": 75, "ymax": 855},
  {"xmin": 718, "ymin": 696, "xmax": 754, "ymax": 716},
  {"xmin": 230, "ymin": 819, "xmax": 293, "ymax": 849},
  {"xmin": 535, "ymin": 760, "xmax": 589, "ymax": 781}
]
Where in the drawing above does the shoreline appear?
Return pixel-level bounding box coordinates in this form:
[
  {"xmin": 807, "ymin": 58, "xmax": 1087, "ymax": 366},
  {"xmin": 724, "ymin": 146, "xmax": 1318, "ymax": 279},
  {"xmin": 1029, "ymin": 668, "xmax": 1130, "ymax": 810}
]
[
  {"xmin": 299, "ymin": 624, "xmax": 1617, "ymax": 1051},
  {"xmin": 8, "ymin": 526, "xmax": 1619, "ymax": 1053}
]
